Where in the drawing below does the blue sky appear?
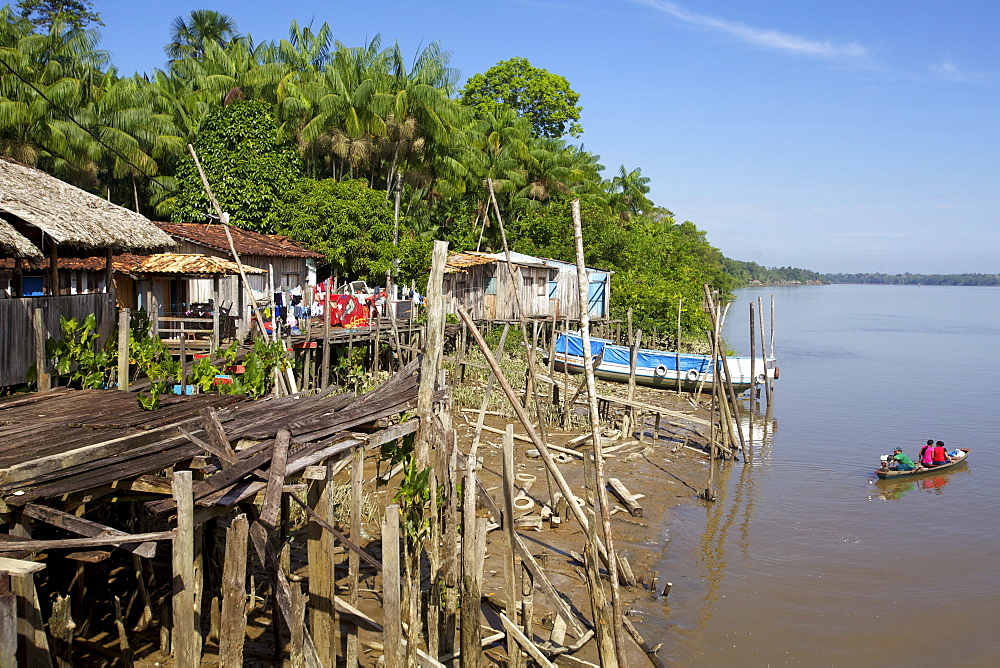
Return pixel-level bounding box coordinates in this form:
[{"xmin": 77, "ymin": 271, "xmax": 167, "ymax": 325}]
[{"xmin": 89, "ymin": 0, "xmax": 999, "ymax": 274}]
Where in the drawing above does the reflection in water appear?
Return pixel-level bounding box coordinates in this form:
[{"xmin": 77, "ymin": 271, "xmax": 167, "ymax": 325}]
[
  {"xmin": 693, "ymin": 425, "xmax": 769, "ymax": 633},
  {"xmin": 870, "ymin": 467, "xmax": 968, "ymax": 501}
]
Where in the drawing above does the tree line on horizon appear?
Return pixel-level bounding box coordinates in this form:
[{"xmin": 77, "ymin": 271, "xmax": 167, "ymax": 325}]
[
  {"xmin": 0, "ymin": 2, "xmax": 773, "ymax": 342},
  {"xmin": 823, "ymin": 273, "xmax": 1000, "ymax": 286}
]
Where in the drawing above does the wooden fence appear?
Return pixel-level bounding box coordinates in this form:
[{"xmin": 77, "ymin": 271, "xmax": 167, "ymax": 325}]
[{"xmin": 0, "ymin": 294, "xmax": 115, "ymax": 387}]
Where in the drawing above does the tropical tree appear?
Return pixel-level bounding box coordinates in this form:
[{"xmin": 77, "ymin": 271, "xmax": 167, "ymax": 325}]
[
  {"xmin": 165, "ymin": 9, "xmax": 241, "ymax": 61},
  {"xmin": 171, "ymin": 100, "xmax": 301, "ymax": 231},
  {"xmin": 460, "ymin": 57, "xmax": 583, "ymax": 138},
  {"xmin": 608, "ymin": 165, "xmax": 653, "ymax": 221},
  {"xmin": 16, "ymin": 0, "xmax": 101, "ymax": 32}
]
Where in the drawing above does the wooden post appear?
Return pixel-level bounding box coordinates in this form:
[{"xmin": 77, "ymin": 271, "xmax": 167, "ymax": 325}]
[
  {"xmin": 521, "ymin": 560, "xmax": 534, "ymax": 650},
  {"xmin": 33, "ymin": 307, "xmax": 50, "ymax": 391},
  {"xmin": 48, "ymin": 594, "xmax": 73, "ymax": 668},
  {"xmin": 117, "ymin": 308, "xmax": 130, "ymax": 391},
  {"xmin": 749, "ymin": 301, "xmax": 756, "ymax": 459},
  {"xmin": 502, "ymin": 425, "xmax": 523, "ymax": 668},
  {"xmin": 308, "ymin": 461, "xmax": 338, "ymax": 667},
  {"xmin": 382, "ymin": 505, "xmax": 403, "ymax": 668},
  {"xmin": 416, "ymin": 240, "xmax": 449, "ymax": 467},
  {"xmin": 321, "ymin": 282, "xmax": 331, "ymax": 389},
  {"xmin": 218, "ymin": 514, "xmax": 248, "ymax": 667},
  {"xmin": 570, "ymin": 199, "xmax": 627, "ymax": 663},
  {"xmin": 627, "ymin": 328, "xmax": 641, "ymax": 436},
  {"xmin": 762, "ymin": 295, "xmax": 775, "ymax": 423},
  {"xmin": 172, "ymin": 470, "xmax": 199, "ymax": 667},
  {"xmin": 676, "ymin": 298, "xmax": 683, "ymax": 394},
  {"xmin": 0, "ymin": 580, "xmax": 15, "ymax": 668},
  {"xmin": 461, "ymin": 452, "xmax": 481, "ymax": 668},
  {"xmin": 346, "ymin": 445, "xmax": 364, "ymax": 667}
]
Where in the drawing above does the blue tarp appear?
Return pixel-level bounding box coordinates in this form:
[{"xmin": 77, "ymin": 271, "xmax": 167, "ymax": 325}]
[{"xmin": 555, "ymin": 333, "xmax": 713, "ymax": 374}]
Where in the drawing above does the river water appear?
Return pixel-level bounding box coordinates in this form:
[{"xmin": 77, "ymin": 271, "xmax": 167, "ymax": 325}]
[{"xmin": 639, "ymin": 284, "xmax": 1000, "ymax": 666}]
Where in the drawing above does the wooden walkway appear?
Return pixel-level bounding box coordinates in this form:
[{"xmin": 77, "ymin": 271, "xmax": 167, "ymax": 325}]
[{"xmin": 0, "ymin": 358, "xmax": 423, "ymax": 508}]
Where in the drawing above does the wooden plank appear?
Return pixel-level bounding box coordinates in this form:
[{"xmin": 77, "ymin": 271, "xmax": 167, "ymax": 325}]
[
  {"xmin": 0, "ymin": 556, "xmax": 45, "ymax": 576},
  {"xmin": 258, "ymin": 429, "xmax": 290, "ymax": 529},
  {"xmin": 499, "ymin": 612, "xmax": 554, "ymax": 668},
  {"xmin": 0, "ymin": 531, "xmax": 173, "ymax": 552},
  {"xmin": 22, "ymin": 503, "xmax": 157, "ymax": 558},
  {"xmin": 607, "ymin": 478, "xmax": 643, "ymax": 518},
  {"xmin": 0, "ymin": 421, "xmax": 198, "ymax": 489},
  {"xmin": 200, "ymin": 407, "xmax": 237, "ymax": 466}
]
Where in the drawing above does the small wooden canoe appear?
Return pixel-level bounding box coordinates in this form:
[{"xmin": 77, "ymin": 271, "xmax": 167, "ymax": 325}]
[{"xmin": 875, "ymin": 449, "xmax": 970, "ymax": 479}]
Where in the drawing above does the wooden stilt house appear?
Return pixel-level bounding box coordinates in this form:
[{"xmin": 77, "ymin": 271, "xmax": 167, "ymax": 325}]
[
  {"xmin": 442, "ymin": 250, "xmax": 612, "ymax": 321},
  {"xmin": 0, "ymin": 157, "xmax": 175, "ymax": 387}
]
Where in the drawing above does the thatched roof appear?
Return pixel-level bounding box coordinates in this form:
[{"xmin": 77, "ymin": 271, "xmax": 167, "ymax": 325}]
[
  {"xmin": 0, "ymin": 218, "xmax": 42, "ymax": 259},
  {"xmin": 0, "ymin": 157, "xmax": 175, "ymax": 255}
]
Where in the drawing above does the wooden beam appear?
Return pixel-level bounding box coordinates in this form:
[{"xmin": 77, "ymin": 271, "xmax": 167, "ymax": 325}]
[
  {"xmin": 0, "ymin": 532, "xmax": 173, "ymax": 553},
  {"xmin": 258, "ymin": 429, "xmax": 290, "ymax": 529},
  {"xmin": 171, "ymin": 470, "xmax": 199, "ymax": 667},
  {"xmin": 0, "ymin": 556, "xmax": 45, "ymax": 577},
  {"xmin": 22, "ymin": 503, "xmax": 157, "ymax": 558}
]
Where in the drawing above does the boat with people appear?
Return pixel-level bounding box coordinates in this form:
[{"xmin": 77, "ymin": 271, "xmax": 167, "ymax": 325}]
[
  {"xmin": 875, "ymin": 448, "xmax": 970, "ymax": 479},
  {"xmin": 546, "ymin": 331, "xmax": 778, "ymax": 393}
]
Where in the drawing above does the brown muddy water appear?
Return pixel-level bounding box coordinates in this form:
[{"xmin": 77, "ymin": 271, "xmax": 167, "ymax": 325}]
[{"xmin": 636, "ymin": 285, "xmax": 1000, "ymax": 666}]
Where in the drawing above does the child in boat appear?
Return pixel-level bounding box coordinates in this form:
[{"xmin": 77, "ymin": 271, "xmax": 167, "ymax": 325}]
[{"xmin": 891, "ymin": 447, "xmax": 917, "ymax": 471}]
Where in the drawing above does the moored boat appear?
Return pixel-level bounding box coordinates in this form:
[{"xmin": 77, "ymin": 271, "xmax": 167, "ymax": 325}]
[
  {"xmin": 546, "ymin": 332, "xmax": 778, "ymax": 393},
  {"xmin": 875, "ymin": 448, "xmax": 970, "ymax": 479}
]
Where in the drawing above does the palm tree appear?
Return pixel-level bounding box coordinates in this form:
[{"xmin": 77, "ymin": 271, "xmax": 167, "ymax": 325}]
[
  {"xmin": 165, "ymin": 10, "xmax": 241, "ymax": 61},
  {"xmin": 609, "ymin": 165, "xmax": 653, "ymax": 221}
]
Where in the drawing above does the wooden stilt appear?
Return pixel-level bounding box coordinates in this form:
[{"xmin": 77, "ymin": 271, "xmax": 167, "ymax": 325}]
[
  {"xmin": 219, "ymin": 514, "xmax": 249, "ymax": 667},
  {"xmin": 382, "ymin": 505, "xmax": 403, "ymax": 668},
  {"xmin": 172, "ymin": 470, "xmax": 199, "ymax": 667}
]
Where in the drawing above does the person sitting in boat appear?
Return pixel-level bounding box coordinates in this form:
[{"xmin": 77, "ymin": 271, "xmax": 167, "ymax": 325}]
[
  {"xmin": 918, "ymin": 439, "xmax": 936, "ymax": 467},
  {"xmin": 931, "ymin": 440, "xmax": 954, "ymax": 466},
  {"xmin": 890, "ymin": 447, "xmax": 917, "ymax": 471}
]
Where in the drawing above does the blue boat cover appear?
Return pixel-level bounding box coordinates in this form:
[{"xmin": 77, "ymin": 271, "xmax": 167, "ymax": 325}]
[{"xmin": 555, "ymin": 333, "xmax": 713, "ymax": 374}]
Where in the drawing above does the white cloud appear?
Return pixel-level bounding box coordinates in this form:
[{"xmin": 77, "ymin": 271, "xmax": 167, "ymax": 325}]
[
  {"xmin": 929, "ymin": 61, "xmax": 995, "ymax": 87},
  {"xmin": 630, "ymin": 0, "xmax": 867, "ymax": 59}
]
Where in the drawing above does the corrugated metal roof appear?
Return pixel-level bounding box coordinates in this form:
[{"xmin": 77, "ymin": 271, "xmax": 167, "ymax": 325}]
[
  {"xmin": 130, "ymin": 253, "xmax": 266, "ymax": 275},
  {"xmin": 1, "ymin": 253, "xmax": 266, "ymax": 275},
  {"xmin": 446, "ymin": 250, "xmax": 554, "ymax": 273},
  {"xmin": 157, "ymin": 222, "xmax": 324, "ymax": 259}
]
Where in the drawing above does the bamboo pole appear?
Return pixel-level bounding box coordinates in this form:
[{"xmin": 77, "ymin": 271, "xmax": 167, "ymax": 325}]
[
  {"xmin": 570, "ymin": 199, "xmax": 626, "ymax": 664},
  {"xmin": 186, "ymin": 145, "xmax": 269, "ymax": 343}
]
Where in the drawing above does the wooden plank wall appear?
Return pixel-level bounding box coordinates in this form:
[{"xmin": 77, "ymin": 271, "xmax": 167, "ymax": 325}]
[{"xmin": 0, "ymin": 293, "xmax": 114, "ymax": 386}]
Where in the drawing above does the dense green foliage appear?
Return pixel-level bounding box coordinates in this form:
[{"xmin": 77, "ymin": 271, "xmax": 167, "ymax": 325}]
[
  {"xmin": 171, "ymin": 101, "xmax": 302, "ymax": 232},
  {"xmin": 16, "ymin": 0, "xmax": 101, "ymax": 31},
  {"xmin": 460, "ymin": 57, "xmax": 583, "ymax": 138},
  {"xmin": 723, "ymin": 259, "xmax": 827, "ymax": 286},
  {"xmin": 824, "ymin": 273, "xmax": 1000, "ymax": 286},
  {"xmin": 0, "ymin": 8, "xmax": 740, "ymax": 345},
  {"xmin": 272, "ymin": 178, "xmax": 430, "ymax": 284}
]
